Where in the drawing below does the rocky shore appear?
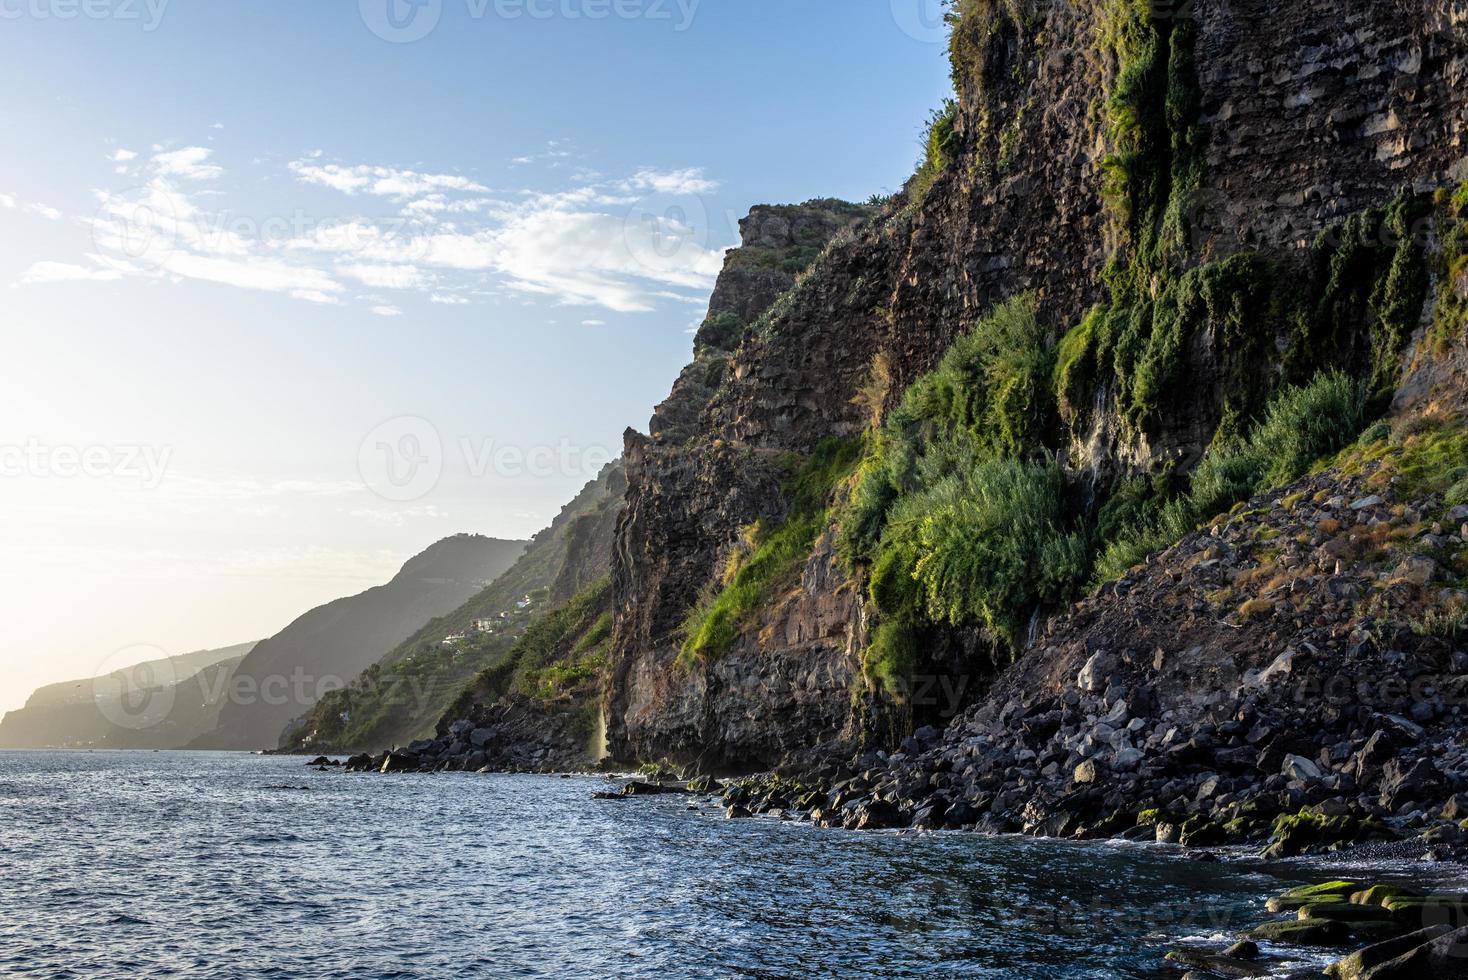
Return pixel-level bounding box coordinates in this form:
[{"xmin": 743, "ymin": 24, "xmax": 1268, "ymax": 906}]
[{"xmin": 340, "ymin": 694, "xmax": 595, "ymax": 775}]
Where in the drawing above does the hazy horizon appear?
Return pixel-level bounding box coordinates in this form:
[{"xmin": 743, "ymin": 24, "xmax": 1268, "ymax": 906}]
[{"xmin": 0, "ymin": 2, "xmax": 951, "ymax": 713}]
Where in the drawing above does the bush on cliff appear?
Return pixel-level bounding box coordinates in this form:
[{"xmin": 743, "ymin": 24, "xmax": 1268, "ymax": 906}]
[
  {"xmin": 1094, "ymin": 371, "xmax": 1369, "ymax": 580},
  {"xmin": 869, "ymin": 447, "xmax": 1088, "ymax": 644}
]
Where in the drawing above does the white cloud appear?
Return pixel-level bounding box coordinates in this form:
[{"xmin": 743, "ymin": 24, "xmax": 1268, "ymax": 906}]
[
  {"xmin": 19, "ymin": 261, "xmax": 124, "ymax": 284},
  {"xmin": 23, "ymin": 203, "xmax": 62, "ymax": 221},
  {"xmin": 25, "ymin": 134, "xmax": 725, "ymax": 317},
  {"xmin": 288, "ymin": 160, "xmax": 487, "ymax": 199},
  {"xmin": 111, "ymin": 148, "xmax": 138, "ymax": 163},
  {"xmin": 628, "ymin": 168, "xmax": 719, "ymax": 195},
  {"xmin": 152, "ymin": 146, "xmax": 222, "ymax": 181},
  {"xmin": 338, "ymin": 263, "xmax": 429, "ymax": 289},
  {"xmin": 582, "ymin": 319, "xmax": 606, "ymax": 326},
  {"xmin": 347, "ymin": 504, "xmax": 447, "ymax": 526},
  {"xmin": 166, "ymin": 253, "xmax": 343, "ymax": 296}
]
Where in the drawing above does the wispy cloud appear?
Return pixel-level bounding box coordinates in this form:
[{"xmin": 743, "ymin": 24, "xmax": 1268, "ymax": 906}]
[
  {"xmin": 288, "ymin": 160, "xmax": 488, "ymax": 199},
  {"xmin": 347, "ymin": 504, "xmax": 448, "ymax": 526},
  {"xmin": 20, "ymin": 261, "xmax": 124, "ymax": 284},
  {"xmin": 628, "ymin": 167, "xmax": 719, "ymax": 195},
  {"xmin": 338, "ymin": 263, "xmax": 430, "ymax": 290},
  {"xmin": 152, "ymin": 146, "xmax": 222, "ymax": 180},
  {"xmin": 16, "ymin": 136, "xmax": 725, "ymax": 318}
]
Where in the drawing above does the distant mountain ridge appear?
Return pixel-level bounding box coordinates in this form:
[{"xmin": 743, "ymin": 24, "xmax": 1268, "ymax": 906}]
[
  {"xmin": 280, "ymin": 462, "xmax": 625, "ymax": 753},
  {"xmin": 0, "ymin": 641, "xmax": 257, "ymax": 749},
  {"xmin": 191, "ymin": 533, "xmax": 526, "ymax": 750}
]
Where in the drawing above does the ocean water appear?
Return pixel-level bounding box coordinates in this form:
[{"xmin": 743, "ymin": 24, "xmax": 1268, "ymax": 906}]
[{"xmin": 0, "ymin": 751, "xmax": 1300, "ymax": 979}]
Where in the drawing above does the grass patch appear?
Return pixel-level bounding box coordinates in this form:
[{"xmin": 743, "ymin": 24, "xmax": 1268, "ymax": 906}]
[{"xmin": 680, "ymin": 438, "xmax": 862, "ymax": 664}]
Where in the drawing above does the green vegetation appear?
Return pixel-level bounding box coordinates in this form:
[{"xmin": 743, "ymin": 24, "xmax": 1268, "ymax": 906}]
[
  {"xmin": 867, "ymin": 447, "xmax": 1086, "ymax": 644},
  {"xmin": 695, "ymin": 311, "xmax": 744, "ymax": 351},
  {"xmin": 909, "ymin": 98, "xmax": 959, "ymax": 208},
  {"xmin": 840, "ymin": 297, "xmax": 1089, "ymax": 696},
  {"xmin": 1095, "ymin": 371, "xmax": 1369, "ymax": 580},
  {"xmin": 476, "ymin": 580, "xmax": 613, "ymax": 703},
  {"xmin": 844, "ymin": 338, "xmax": 1375, "ymax": 702},
  {"xmin": 1311, "ymin": 191, "xmax": 1431, "ymax": 394},
  {"xmin": 680, "ymin": 438, "xmax": 863, "ymax": 664},
  {"xmin": 1431, "ymin": 181, "xmax": 1468, "ymax": 349}
]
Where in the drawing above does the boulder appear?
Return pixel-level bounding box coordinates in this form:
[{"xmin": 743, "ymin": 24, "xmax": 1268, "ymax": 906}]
[
  {"xmin": 1284, "ymin": 754, "xmax": 1324, "ymax": 782},
  {"xmin": 1113, "ymin": 747, "xmax": 1144, "ymax": 772},
  {"xmin": 845, "ymin": 799, "xmax": 904, "ymax": 830},
  {"xmin": 1164, "ymin": 947, "xmax": 1271, "ymax": 977},
  {"xmin": 380, "ymin": 752, "xmax": 417, "ymax": 773},
  {"xmin": 1379, "ymin": 758, "xmax": 1442, "ymax": 811},
  {"xmin": 1247, "ymin": 918, "xmax": 1352, "ymax": 946},
  {"xmin": 1351, "ymin": 924, "xmax": 1468, "ymax": 978},
  {"xmin": 1326, "ymin": 925, "xmax": 1453, "ymax": 979},
  {"xmin": 1077, "ymin": 651, "xmax": 1115, "ymax": 693}
]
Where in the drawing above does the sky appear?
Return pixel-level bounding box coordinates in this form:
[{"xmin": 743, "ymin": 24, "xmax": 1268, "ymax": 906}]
[{"xmin": 0, "ymin": 0, "xmax": 954, "ymax": 713}]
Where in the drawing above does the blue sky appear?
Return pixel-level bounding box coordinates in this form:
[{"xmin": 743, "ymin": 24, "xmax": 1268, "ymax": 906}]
[{"xmin": 0, "ymin": 0, "xmax": 952, "ymax": 709}]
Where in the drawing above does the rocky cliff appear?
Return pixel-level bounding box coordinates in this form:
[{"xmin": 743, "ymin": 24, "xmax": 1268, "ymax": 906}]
[{"xmin": 604, "ymin": 0, "xmax": 1468, "ymax": 769}]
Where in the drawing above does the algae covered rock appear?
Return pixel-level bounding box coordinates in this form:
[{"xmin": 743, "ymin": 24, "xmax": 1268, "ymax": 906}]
[
  {"xmin": 1247, "ymin": 917, "xmax": 1353, "ymax": 946},
  {"xmin": 1325, "ymin": 925, "xmax": 1453, "ymax": 980}
]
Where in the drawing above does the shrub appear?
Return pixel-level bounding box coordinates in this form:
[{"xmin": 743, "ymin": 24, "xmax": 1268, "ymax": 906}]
[
  {"xmin": 1093, "ymin": 371, "xmax": 1371, "ymax": 583},
  {"xmin": 868, "ymin": 441, "xmax": 1088, "ymax": 646},
  {"xmin": 909, "ymin": 99, "xmax": 959, "ymax": 207},
  {"xmin": 1247, "ymin": 370, "xmax": 1367, "ymax": 486}
]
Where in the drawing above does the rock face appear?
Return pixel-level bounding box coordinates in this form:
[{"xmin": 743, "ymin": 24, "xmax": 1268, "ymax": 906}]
[
  {"xmin": 603, "ymin": 0, "xmax": 1468, "ymax": 768},
  {"xmin": 605, "ymin": 202, "xmax": 877, "ymax": 768},
  {"xmin": 720, "ymin": 441, "xmax": 1468, "ymax": 862}
]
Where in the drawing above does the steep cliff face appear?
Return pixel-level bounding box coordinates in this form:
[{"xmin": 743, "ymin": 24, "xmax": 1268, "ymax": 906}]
[{"xmin": 606, "ymin": 0, "xmax": 1468, "ymax": 768}]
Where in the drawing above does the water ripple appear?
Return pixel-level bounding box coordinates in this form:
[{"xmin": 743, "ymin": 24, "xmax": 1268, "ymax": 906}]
[{"xmin": 0, "ymin": 751, "xmax": 1296, "ymax": 978}]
